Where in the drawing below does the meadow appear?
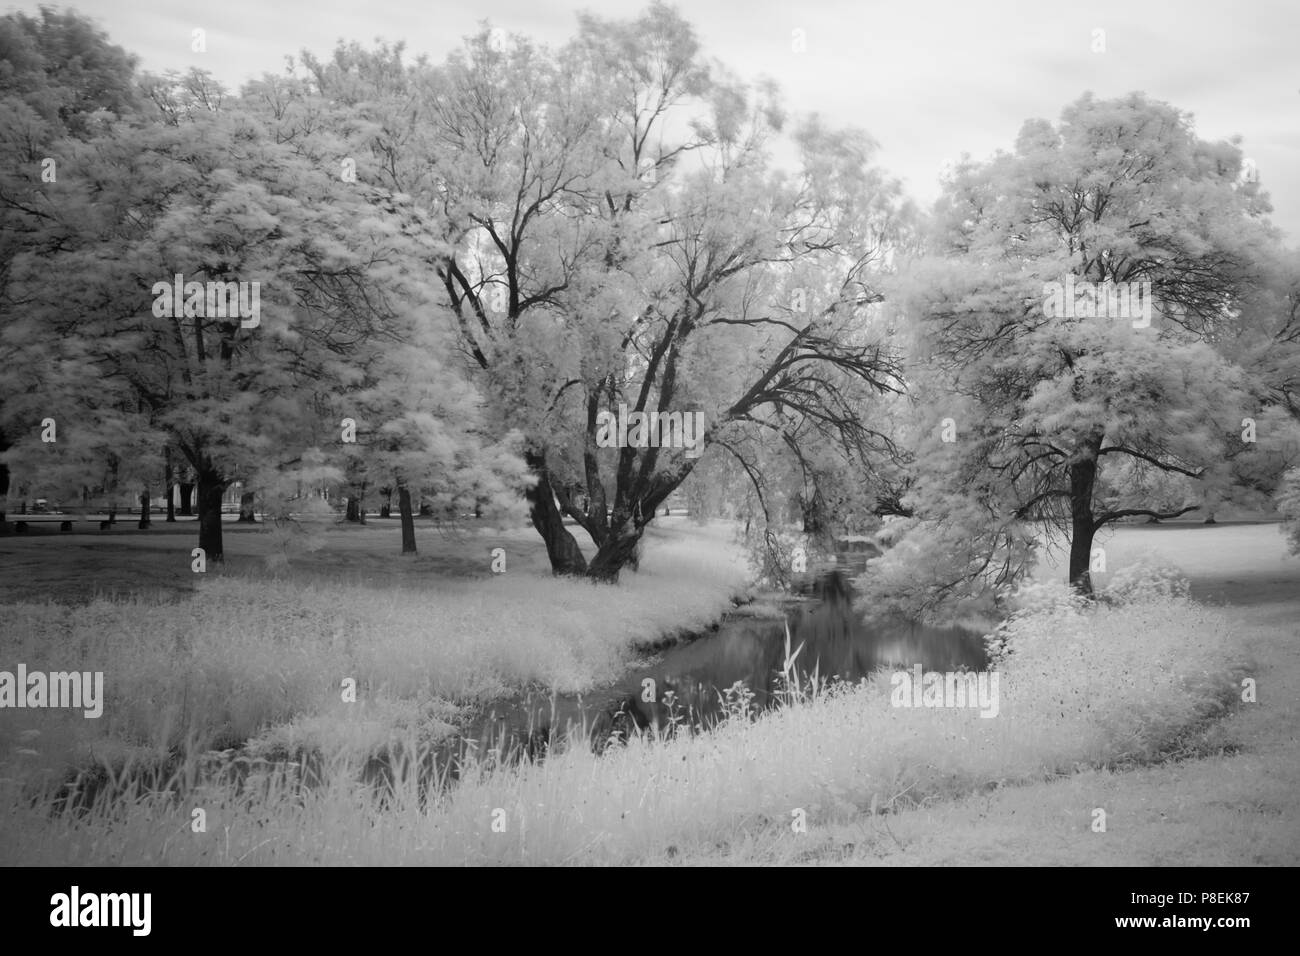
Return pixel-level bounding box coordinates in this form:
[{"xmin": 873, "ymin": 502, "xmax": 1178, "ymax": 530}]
[{"xmin": 0, "ymin": 516, "xmax": 1295, "ymax": 865}]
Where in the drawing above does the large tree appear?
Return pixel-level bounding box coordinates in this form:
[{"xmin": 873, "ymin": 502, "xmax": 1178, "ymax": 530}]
[
  {"xmin": 877, "ymin": 92, "xmax": 1279, "ymax": 607},
  {"xmin": 0, "ymin": 7, "xmax": 140, "ymax": 523},
  {"xmin": 0, "ymin": 66, "xmax": 522, "ymax": 562},
  {"xmin": 301, "ymin": 5, "xmax": 910, "ymax": 580}
]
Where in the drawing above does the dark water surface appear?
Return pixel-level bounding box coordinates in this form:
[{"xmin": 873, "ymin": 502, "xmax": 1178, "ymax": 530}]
[{"xmin": 465, "ymin": 570, "xmax": 990, "ymax": 758}]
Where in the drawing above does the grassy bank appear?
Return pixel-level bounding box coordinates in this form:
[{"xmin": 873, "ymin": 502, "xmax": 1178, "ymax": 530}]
[
  {"xmin": 1, "ymin": 572, "xmax": 1250, "ymax": 864},
  {"xmin": 0, "ymin": 519, "xmax": 751, "ymax": 802},
  {"xmin": 2, "ymin": 521, "xmax": 1290, "ymax": 866}
]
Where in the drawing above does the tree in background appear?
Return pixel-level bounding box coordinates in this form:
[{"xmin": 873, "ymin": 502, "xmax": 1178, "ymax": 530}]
[
  {"xmin": 869, "ymin": 92, "xmax": 1281, "ymax": 613},
  {"xmin": 0, "ymin": 61, "xmax": 526, "ymax": 562},
  {"xmin": 326, "ymin": 318, "xmax": 533, "ymax": 555}
]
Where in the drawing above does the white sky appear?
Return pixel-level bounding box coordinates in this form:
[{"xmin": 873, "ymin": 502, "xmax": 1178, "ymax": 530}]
[{"xmin": 15, "ymin": 0, "xmax": 1300, "ymax": 241}]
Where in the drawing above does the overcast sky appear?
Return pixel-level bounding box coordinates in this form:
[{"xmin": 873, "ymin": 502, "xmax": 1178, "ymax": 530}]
[{"xmin": 17, "ymin": 0, "xmax": 1300, "ymax": 241}]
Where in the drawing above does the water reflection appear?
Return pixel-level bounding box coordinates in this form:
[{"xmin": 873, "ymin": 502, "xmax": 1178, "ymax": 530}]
[{"xmin": 468, "ymin": 570, "xmax": 989, "ymax": 756}]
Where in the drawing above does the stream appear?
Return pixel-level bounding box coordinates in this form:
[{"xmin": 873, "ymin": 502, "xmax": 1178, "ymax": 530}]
[
  {"xmin": 50, "ymin": 569, "xmax": 991, "ymax": 812},
  {"xmin": 459, "ymin": 568, "xmax": 990, "ymax": 762}
]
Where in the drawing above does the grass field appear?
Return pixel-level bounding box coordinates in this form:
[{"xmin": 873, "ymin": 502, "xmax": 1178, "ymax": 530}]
[
  {"xmin": 0, "ymin": 516, "xmax": 1295, "ymax": 865},
  {"xmin": 682, "ymin": 522, "xmax": 1300, "ymax": 865},
  {"xmin": 0, "ymin": 518, "xmax": 749, "ymax": 810}
]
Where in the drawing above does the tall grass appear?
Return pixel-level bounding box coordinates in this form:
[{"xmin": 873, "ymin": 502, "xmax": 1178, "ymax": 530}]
[
  {"xmin": 1, "ymin": 578, "xmax": 1247, "ymax": 865},
  {"xmin": 0, "ymin": 523, "xmax": 750, "ymax": 793}
]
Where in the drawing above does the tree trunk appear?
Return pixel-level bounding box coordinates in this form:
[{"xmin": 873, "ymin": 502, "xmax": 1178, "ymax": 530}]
[
  {"xmin": 686, "ymin": 479, "xmax": 708, "ymax": 524},
  {"xmin": 398, "ymin": 483, "xmax": 417, "ymax": 554},
  {"xmin": 1067, "ymin": 439, "xmax": 1102, "ymax": 596},
  {"xmin": 0, "ymin": 425, "xmax": 8, "ymax": 526},
  {"xmin": 197, "ymin": 470, "xmax": 226, "ymax": 562},
  {"xmin": 137, "ymin": 491, "xmax": 151, "ymax": 529},
  {"xmin": 106, "ymin": 455, "xmax": 119, "ymax": 524},
  {"xmin": 164, "ymin": 452, "xmax": 176, "ymax": 522},
  {"xmin": 800, "ymin": 491, "xmax": 824, "ymax": 535},
  {"xmin": 628, "ymin": 534, "xmax": 646, "ymax": 571},
  {"xmin": 179, "ymin": 482, "xmax": 194, "ymax": 516},
  {"xmin": 586, "ymin": 527, "xmax": 644, "ymax": 583},
  {"xmin": 525, "ymin": 451, "xmax": 587, "ymax": 576},
  {"xmin": 346, "ymin": 487, "xmax": 368, "ymax": 523},
  {"xmin": 237, "ymin": 491, "xmax": 257, "ymax": 523},
  {"xmin": 1067, "ymin": 516, "xmax": 1097, "ymax": 596}
]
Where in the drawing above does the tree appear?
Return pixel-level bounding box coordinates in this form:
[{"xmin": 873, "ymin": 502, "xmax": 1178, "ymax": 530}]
[
  {"xmin": 328, "ymin": 316, "xmax": 532, "ymax": 555},
  {"xmin": 1, "ymin": 66, "xmax": 520, "ymax": 564},
  {"xmin": 1280, "ymin": 466, "xmax": 1300, "ymax": 555},
  {"xmin": 1212, "ymin": 247, "xmax": 1300, "ymax": 509},
  {"xmin": 880, "ymin": 92, "xmax": 1278, "ymax": 606},
  {"xmin": 0, "ymin": 6, "xmax": 139, "ymax": 137},
  {"xmin": 0, "ymin": 7, "xmax": 140, "ymax": 524},
  {"xmin": 301, "ymin": 7, "xmax": 909, "ymax": 581}
]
